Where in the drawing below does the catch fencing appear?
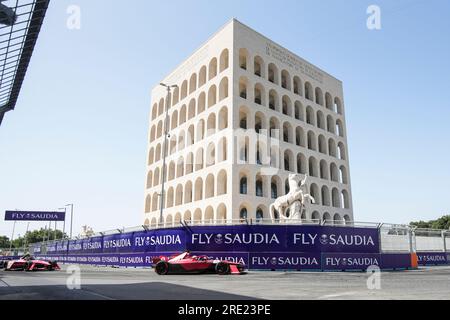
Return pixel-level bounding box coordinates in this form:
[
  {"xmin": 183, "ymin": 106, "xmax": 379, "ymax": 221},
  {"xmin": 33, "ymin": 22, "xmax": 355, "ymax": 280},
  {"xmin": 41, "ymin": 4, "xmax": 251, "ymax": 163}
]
[{"xmin": 2, "ymin": 220, "xmax": 450, "ymax": 270}]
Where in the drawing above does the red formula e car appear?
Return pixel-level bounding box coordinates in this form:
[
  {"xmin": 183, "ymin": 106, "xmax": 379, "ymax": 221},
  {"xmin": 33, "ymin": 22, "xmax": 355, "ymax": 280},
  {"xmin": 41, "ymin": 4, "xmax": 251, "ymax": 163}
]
[
  {"xmin": 1, "ymin": 254, "xmax": 60, "ymax": 271},
  {"xmin": 153, "ymin": 252, "xmax": 246, "ymax": 275}
]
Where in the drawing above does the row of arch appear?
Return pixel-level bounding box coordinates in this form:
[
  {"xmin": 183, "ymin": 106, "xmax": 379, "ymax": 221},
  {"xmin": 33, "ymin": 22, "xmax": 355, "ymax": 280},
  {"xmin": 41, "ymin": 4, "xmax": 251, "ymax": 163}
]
[
  {"xmin": 150, "ymin": 77, "xmax": 229, "ymax": 143},
  {"xmin": 144, "ymin": 202, "xmax": 228, "ymax": 227},
  {"xmin": 144, "ymin": 206, "xmax": 352, "ymax": 227},
  {"xmin": 238, "ymin": 172, "xmax": 350, "ymax": 209},
  {"xmin": 148, "ymin": 107, "xmax": 228, "ymax": 164},
  {"xmin": 147, "ymin": 137, "xmax": 228, "ymax": 188},
  {"xmin": 145, "ymin": 170, "xmax": 228, "ymax": 213},
  {"xmin": 239, "ymin": 79, "xmax": 345, "ymax": 137},
  {"xmin": 151, "ymin": 49, "xmax": 230, "ymax": 121},
  {"xmin": 238, "ymin": 48, "xmax": 343, "ymax": 114},
  {"xmin": 239, "ymin": 106, "xmax": 346, "ymax": 157}
]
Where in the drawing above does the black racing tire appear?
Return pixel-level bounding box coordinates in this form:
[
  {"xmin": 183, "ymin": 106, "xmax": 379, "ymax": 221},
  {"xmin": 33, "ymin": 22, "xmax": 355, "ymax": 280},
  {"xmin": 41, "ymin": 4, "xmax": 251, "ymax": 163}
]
[
  {"xmin": 155, "ymin": 261, "xmax": 169, "ymax": 275},
  {"xmin": 215, "ymin": 262, "xmax": 230, "ymax": 275},
  {"xmin": 24, "ymin": 261, "xmax": 33, "ymax": 272}
]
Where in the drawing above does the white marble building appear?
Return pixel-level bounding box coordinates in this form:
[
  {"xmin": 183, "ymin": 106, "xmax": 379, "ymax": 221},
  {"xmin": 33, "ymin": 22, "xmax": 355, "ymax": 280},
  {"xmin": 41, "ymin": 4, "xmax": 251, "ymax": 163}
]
[{"xmin": 144, "ymin": 19, "xmax": 354, "ymax": 227}]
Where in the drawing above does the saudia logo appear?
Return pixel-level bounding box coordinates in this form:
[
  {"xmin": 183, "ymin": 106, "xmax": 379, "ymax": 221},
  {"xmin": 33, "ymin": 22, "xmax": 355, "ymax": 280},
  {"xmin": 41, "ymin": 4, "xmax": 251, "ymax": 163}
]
[
  {"xmin": 103, "ymin": 238, "xmax": 132, "ymax": 249},
  {"xmin": 215, "ymin": 234, "xmax": 224, "ymax": 244},
  {"xmin": 252, "ymin": 256, "xmax": 319, "ymax": 266},
  {"xmin": 83, "ymin": 242, "xmax": 102, "ymax": 250},
  {"xmin": 293, "ymin": 233, "xmax": 375, "ymax": 247},
  {"xmin": 134, "ymin": 235, "xmax": 182, "ymax": 247},
  {"xmin": 326, "ymin": 257, "xmax": 379, "ymax": 267},
  {"xmin": 191, "ymin": 233, "xmax": 280, "ymax": 245}
]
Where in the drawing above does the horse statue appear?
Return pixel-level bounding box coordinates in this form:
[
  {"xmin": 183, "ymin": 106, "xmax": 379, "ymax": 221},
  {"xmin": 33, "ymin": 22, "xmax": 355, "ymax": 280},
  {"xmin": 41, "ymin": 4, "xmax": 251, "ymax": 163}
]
[{"xmin": 270, "ymin": 174, "xmax": 315, "ymax": 222}]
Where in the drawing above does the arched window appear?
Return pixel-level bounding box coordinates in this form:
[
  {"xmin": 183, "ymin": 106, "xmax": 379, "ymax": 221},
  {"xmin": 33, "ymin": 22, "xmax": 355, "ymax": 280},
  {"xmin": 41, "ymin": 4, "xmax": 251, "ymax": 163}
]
[
  {"xmin": 296, "ymin": 127, "xmax": 305, "ymax": 147},
  {"xmin": 309, "ymin": 184, "xmax": 320, "ymax": 205},
  {"xmin": 172, "ymin": 88, "xmax": 179, "ymax": 106},
  {"xmin": 334, "ymin": 97, "xmax": 343, "ymax": 114},
  {"xmin": 205, "ymin": 174, "xmax": 215, "ymax": 198},
  {"xmin": 256, "ymin": 208, "xmax": 264, "ymax": 222},
  {"xmin": 189, "ymin": 73, "xmax": 197, "ymax": 94},
  {"xmin": 194, "ymin": 178, "xmax": 203, "ymax": 201},
  {"xmin": 284, "ymin": 150, "xmax": 293, "ymax": 172},
  {"xmin": 219, "ymin": 49, "xmax": 229, "ymax": 72},
  {"xmin": 254, "ymin": 56, "xmax": 264, "ymax": 77},
  {"xmin": 332, "ymin": 188, "xmax": 340, "ymax": 208},
  {"xmin": 197, "ymin": 92, "xmax": 206, "ymax": 115},
  {"xmin": 338, "ymin": 142, "xmax": 346, "ymax": 160},
  {"xmin": 342, "ymin": 190, "xmax": 350, "ymax": 209},
  {"xmin": 145, "ymin": 195, "xmax": 151, "ymax": 213},
  {"xmin": 151, "ymin": 103, "xmax": 158, "ymax": 120},
  {"xmin": 180, "ymin": 80, "xmax": 188, "ymax": 100},
  {"xmin": 312, "ymin": 211, "xmax": 320, "ymax": 222},
  {"xmin": 208, "ymin": 85, "xmax": 217, "ymax": 108},
  {"xmin": 255, "ymin": 177, "xmax": 263, "ymax": 197},
  {"xmin": 206, "ymin": 142, "xmax": 215, "ymax": 167},
  {"xmin": 307, "ymin": 131, "xmax": 316, "ymax": 150},
  {"xmin": 297, "ymin": 153, "xmax": 306, "ymax": 174},
  {"xmin": 309, "ymin": 157, "xmax": 318, "ymax": 177},
  {"xmin": 315, "ymin": 87, "xmax": 323, "ymax": 106},
  {"xmin": 219, "ymin": 77, "xmax": 229, "ymax": 101},
  {"xmin": 269, "ymin": 89, "xmax": 278, "ymax": 111},
  {"xmin": 271, "ymin": 182, "xmax": 278, "ymax": 199},
  {"xmin": 305, "ymin": 82, "xmax": 313, "ymax": 101},
  {"xmin": 217, "ymin": 170, "xmax": 227, "ymax": 195},
  {"xmin": 199, "ymin": 66, "xmax": 207, "ymax": 87},
  {"xmin": 336, "ymin": 119, "xmax": 344, "ymax": 137},
  {"xmin": 239, "ymin": 77, "xmax": 248, "ymax": 99},
  {"xmin": 268, "ymin": 63, "xmax": 278, "ymax": 84},
  {"xmin": 208, "ymin": 58, "xmax": 217, "ymax": 80},
  {"xmin": 293, "ymin": 76, "xmax": 302, "ymax": 96},
  {"xmin": 282, "ymin": 95, "xmax": 292, "ymax": 116},
  {"xmin": 321, "ymin": 186, "xmax": 331, "ymax": 206},
  {"xmin": 323, "ymin": 212, "xmax": 332, "ymax": 224},
  {"xmin": 240, "ymin": 177, "xmax": 248, "ymax": 194},
  {"xmin": 306, "ymin": 106, "xmax": 315, "ymax": 125},
  {"xmin": 254, "ymin": 83, "xmax": 265, "ymax": 105},
  {"xmin": 325, "ymin": 92, "xmax": 333, "ymax": 110},
  {"xmin": 240, "ymin": 208, "xmax": 248, "ymax": 220},
  {"xmin": 281, "ymin": 70, "xmax": 291, "ymax": 90},
  {"xmin": 239, "ymin": 48, "xmax": 248, "ymax": 70},
  {"xmin": 295, "ymin": 101, "xmax": 304, "ymax": 121},
  {"xmin": 188, "ymin": 99, "xmax": 196, "ymax": 120},
  {"xmin": 255, "ymin": 112, "xmax": 265, "ymax": 134}
]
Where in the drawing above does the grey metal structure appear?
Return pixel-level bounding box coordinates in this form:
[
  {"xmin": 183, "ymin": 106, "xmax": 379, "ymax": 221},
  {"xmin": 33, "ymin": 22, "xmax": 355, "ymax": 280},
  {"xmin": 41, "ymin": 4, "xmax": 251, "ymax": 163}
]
[{"xmin": 0, "ymin": 0, "xmax": 49, "ymax": 126}]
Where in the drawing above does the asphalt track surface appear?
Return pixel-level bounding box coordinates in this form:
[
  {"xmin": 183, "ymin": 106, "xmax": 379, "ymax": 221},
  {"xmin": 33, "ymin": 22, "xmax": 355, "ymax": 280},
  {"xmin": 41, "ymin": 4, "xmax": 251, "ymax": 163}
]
[{"xmin": 1, "ymin": 265, "xmax": 450, "ymax": 300}]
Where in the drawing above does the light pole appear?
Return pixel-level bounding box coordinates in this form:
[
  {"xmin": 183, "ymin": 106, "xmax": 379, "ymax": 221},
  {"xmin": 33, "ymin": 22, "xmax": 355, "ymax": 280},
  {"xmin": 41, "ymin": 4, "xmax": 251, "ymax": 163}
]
[
  {"xmin": 159, "ymin": 83, "xmax": 177, "ymax": 226},
  {"xmin": 59, "ymin": 207, "xmax": 67, "ymax": 239},
  {"xmin": 9, "ymin": 220, "xmax": 16, "ymax": 253},
  {"xmin": 65, "ymin": 204, "xmax": 74, "ymax": 239}
]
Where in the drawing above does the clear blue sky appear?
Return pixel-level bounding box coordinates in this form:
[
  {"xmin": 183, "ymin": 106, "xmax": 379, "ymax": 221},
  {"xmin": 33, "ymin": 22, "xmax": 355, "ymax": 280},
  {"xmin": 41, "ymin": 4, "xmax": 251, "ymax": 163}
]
[{"xmin": 1, "ymin": 0, "xmax": 449, "ymax": 238}]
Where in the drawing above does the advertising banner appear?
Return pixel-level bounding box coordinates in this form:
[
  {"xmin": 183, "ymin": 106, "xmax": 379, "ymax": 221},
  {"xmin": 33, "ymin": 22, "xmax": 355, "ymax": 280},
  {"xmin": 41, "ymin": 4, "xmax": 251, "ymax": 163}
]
[
  {"xmin": 249, "ymin": 252, "xmax": 321, "ymax": 270},
  {"xmin": 4, "ymin": 211, "xmax": 66, "ymax": 221},
  {"xmin": 187, "ymin": 225, "xmax": 380, "ymax": 253},
  {"xmin": 322, "ymin": 253, "xmax": 381, "ymax": 270},
  {"xmin": 416, "ymin": 252, "xmax": 448, "ymax": 265},
  {"xmin": 35, "ymin": 252, "xmax": 413, "ymax": 270},
  {"xmin": 380, "ymin": 253, "xmax": 412, "ymax": 270}
]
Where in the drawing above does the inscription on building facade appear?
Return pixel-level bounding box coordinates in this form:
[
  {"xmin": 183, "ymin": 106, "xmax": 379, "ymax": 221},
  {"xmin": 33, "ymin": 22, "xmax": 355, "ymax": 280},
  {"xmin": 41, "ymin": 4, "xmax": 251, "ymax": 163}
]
[{"xmin": 266, "ymin": 42, "xmax": 323, "ymax": 84}]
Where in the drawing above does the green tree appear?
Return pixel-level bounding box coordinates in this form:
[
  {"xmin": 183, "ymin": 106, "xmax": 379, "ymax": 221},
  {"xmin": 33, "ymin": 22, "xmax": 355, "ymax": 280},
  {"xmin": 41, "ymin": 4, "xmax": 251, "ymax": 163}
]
[
  {"xmin": 0, "ymin": 236, "xmax": 11, "ymax": 248},
  {"xmin": 410, "ymin": 215, "xmax": 450, "ymax": 230}
]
